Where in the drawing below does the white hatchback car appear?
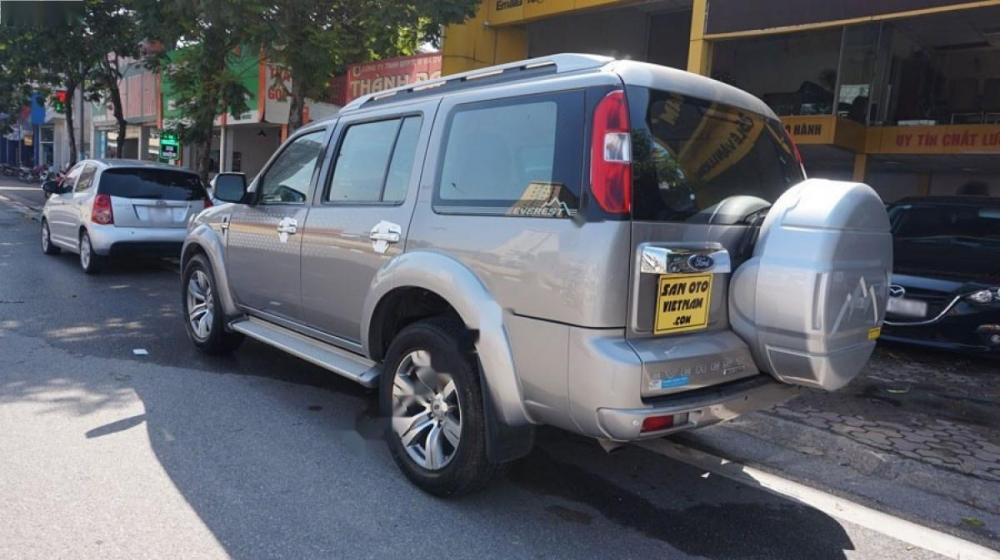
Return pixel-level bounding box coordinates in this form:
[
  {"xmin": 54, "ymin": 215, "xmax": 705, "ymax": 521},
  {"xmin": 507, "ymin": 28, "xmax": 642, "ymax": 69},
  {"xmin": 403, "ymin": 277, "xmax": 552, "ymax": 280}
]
[{"xmin": 41, "ymin": 159, "xmax": 210, "ymax": 273}]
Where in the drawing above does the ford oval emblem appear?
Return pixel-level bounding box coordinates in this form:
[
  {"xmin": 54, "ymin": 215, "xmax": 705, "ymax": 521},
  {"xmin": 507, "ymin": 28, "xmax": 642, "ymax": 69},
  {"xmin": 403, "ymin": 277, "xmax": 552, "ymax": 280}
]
[{"xmin": 688, "ymin": 254, "xmax": 714, "ymax": 271}]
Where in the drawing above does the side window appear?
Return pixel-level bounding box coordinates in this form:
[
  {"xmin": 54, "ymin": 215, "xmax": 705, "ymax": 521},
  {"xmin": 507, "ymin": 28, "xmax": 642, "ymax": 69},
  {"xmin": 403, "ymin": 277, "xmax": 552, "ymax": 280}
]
[
  {"xmin": 61, "ymin": 164, "xmax": 83, "ymax": 191},
  {"xmin": 75, "ymin": 164, "xmax": 97, "ymax": 193},
  {"xmin": 258, "ymin": 130, "xmax": 325, "ymax": 204},
  {"xmin": 434, "ymin": 91, "xmax": 585, "ymax": 218},
  {"xmin": 326, "ymin": 115, "xmax": 422, "ymax": 204}
]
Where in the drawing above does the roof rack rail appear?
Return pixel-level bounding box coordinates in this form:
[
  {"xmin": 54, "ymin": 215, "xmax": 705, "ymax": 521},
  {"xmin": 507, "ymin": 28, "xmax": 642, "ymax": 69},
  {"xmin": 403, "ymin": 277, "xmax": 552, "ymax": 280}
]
[{"xmin": 340, "ymin": 53, "xmax": 613, "ymax": 112}]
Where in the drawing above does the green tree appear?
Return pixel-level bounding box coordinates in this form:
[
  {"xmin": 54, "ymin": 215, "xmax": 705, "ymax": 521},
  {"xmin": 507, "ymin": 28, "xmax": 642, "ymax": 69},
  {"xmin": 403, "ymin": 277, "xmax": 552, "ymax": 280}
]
[
  {"xmin": 0, "ymin": 27, "xmax": 37, "ymax": 136},
  {"xmin": 259, "ymin": 0, "xmax": 479, "ymax": 132},
  {"xmin": 137, "ymin": 0, "xmax": 265, "ymax": 180},
  {"xmin": 83, "ymin": 0, "xmax": 142, "ymax": 158}
]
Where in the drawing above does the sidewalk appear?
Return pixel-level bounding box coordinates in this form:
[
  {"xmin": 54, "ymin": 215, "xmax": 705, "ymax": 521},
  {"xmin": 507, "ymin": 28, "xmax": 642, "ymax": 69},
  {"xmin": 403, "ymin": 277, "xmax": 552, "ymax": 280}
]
[{"xmin": 681, "ymin": 345, "xmax": 1000, "ymax": 550}]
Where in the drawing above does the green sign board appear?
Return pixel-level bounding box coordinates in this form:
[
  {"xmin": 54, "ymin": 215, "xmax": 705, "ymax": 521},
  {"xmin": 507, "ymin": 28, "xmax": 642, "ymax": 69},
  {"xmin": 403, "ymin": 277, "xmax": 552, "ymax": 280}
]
[{"xmin": 159, "ymin": 131, "xmax": 180, "ymax": 161}]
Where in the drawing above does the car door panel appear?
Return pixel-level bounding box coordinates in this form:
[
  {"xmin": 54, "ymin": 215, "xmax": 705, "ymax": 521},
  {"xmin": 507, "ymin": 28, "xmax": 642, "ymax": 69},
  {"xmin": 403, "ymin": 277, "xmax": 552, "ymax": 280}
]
[
  {"xmin": 225, "ymin": 127, "xmax": 331, "ymax": 321},
  {"xmin": 299, "ymin": 103, "xmax": 435, "ymax": 343},
  {"xmin": 47, "ymin": 164, "xmax": 83, "ymax": 246}
]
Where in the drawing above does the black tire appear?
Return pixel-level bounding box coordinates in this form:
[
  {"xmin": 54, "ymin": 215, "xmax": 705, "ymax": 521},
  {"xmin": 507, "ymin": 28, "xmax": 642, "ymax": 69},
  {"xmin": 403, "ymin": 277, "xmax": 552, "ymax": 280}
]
[
  {"xmin": 380, "ymin": 317, "xmax": 499, "ymax": 497},
  {"xmin": 181, "ymin": 254, "xmax": 244, "ymax": 355},
  {"xmin": 41, "ymin": 219, "xmax": 60, "ymax": 255},
  {"xmin": 79, "ymin": 230, "xmax": 104, "ymax": 274}
]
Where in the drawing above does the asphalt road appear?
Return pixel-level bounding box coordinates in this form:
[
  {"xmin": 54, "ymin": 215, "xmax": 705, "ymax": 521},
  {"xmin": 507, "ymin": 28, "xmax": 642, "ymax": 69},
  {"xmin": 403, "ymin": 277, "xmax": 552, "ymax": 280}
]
[{"xmin": 0, "ymin": 188, "xmax": 953, "ymax": 559}]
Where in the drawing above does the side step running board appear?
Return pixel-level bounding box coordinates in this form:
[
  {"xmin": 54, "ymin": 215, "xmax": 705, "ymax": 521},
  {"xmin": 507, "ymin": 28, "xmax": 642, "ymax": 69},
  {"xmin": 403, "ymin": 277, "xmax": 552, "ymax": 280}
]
[{"xmin": 229, "ymin": 317, "xmax": 380, "ymax": 387}]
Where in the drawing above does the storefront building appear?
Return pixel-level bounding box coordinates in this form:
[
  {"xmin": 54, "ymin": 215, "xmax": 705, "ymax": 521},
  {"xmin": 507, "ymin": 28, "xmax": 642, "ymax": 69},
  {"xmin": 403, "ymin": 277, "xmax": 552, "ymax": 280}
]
[
  {"xmin": 92, "ymin": 62, "xmax": 161, "ymax": 161},
  {"xmin": 442, "ymin": 0, "xmax": 1000, "ymax": 200},
  {"xmin": 160, "ymin": 45, "xmax": 341, "ymax": 179}
]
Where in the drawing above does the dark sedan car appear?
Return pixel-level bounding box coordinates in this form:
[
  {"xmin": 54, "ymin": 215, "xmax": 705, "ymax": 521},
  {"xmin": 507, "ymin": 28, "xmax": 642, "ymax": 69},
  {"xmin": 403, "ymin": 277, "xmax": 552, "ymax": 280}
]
[{"xmin": 882, "ymin": 196, "xmax": 1000, "ymax": 355}]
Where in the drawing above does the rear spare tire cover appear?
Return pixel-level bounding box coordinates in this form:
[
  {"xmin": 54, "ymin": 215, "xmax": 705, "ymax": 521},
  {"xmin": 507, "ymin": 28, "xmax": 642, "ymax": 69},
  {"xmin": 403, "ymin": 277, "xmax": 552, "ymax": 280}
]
[{"xmin": 729, "ymin": 179, "xmax": 892, "ymax": 391}]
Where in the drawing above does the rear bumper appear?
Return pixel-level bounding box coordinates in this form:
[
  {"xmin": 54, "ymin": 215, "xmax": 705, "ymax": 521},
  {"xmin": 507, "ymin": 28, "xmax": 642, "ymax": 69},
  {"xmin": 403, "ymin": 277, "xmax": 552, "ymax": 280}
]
[
  {"xmin": 87, "ymin": 224, "xmax": 187, "ymax": 257},
  {"xmin": 883, "ymin": 300, "xmax": 1000, "ymax": 354},
  {"xmin": 597, "ymin": 376, "xmax": 799, "ymax": 441},
  {"xmin": 558, "ymin": 324, "xmax": 799, "ymax": 442}
]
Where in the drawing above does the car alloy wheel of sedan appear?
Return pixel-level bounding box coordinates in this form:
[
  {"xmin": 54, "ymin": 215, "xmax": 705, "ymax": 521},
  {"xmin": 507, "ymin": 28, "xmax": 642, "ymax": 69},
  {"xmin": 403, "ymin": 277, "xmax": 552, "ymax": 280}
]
[
  {"xmin": 391, "ymin": 350, "xmax": 462, "ymax": 471},
  {"xmin": 80, "ymin": 235, "xmax": 91, "ymax": 269},
  {"xmin": 186, "ymin": 270, "xmax": 215, "ymax": 341}
]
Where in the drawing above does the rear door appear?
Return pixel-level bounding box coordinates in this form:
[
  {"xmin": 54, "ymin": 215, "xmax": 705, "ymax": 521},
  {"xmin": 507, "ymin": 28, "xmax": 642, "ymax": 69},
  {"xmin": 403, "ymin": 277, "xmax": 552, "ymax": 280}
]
[
  {"xmin": 624, "ymin": 86, "xmax": 890, "ymax": 393},
  {"xmin": 99, "ymin": 167, "xmax": 206, "ymax": 229},
  {"xmin": 47, "ymin": 163, "xmax": 83, "ymax": 245},
  {"xmin": 226, "ymin": 127, "xmax": 330, "ymax": 321},
  {"xmin": 299, "ymin": 103, "xmax": 433, "ymax": 343},
  {"xmin": 625, "ymin": 86, "xmax": 805, "ymax": 397}
]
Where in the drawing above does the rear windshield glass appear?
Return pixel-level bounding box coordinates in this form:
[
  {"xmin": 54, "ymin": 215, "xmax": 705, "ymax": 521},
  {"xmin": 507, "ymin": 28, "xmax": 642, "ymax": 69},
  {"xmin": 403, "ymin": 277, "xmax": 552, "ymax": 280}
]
[
  {"xmin": 628, "ymin": 87, "xmax": 804, "ymax": 224},
  {"xmin": 98, "ymin": 168, "xmax": 205, "ymax": 201}
]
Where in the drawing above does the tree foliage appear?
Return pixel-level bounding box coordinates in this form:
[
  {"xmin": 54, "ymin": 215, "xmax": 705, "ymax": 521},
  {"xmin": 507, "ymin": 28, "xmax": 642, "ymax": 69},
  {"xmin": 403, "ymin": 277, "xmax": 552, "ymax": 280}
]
[
  {"xmin": 0, "ymin": 1, "xmax": 142, "ymax": 164},
  {"xmin": 137, "ymin": 0, "xmax": 266, "ymax": 179},
  {"xmin": 259, "ymin": 0, "xmax": 479, "ymax": 131}
]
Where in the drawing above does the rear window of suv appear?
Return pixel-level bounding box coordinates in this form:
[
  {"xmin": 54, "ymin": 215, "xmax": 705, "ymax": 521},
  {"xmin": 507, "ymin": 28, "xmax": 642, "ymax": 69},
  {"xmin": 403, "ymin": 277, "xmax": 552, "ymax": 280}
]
[
  {"xmin": 98, "ymin": 168, "xmax": 206, "ymax": 201},
  {"xmin": 628, "ymin": 87, "xmax": 804, "ymax": 224}
]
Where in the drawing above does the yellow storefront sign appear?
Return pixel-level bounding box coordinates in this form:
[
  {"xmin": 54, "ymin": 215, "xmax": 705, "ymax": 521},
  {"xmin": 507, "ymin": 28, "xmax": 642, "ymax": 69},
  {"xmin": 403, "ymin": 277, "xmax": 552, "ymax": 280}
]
[
  {"xmin": 868, "ymin": 124, "xmax": 1000, "ymax": 155},
  {"xmin": 488, "ymin": 0, "xmax": 618, "ymax": 25}
]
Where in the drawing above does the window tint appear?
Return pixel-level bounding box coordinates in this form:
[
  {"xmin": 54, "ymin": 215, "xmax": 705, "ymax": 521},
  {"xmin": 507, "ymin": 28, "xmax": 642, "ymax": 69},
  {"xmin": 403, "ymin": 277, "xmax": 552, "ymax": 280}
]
[
  {"xmin": 435, "ymin": 92, "xmax": 584, "ymax": 218},
  {"xmin": 327, "ymin": 116, "xmax": 422, "ymax": 203},
  {"xmin": 383, "ymin": 117, "xmax": 421, "ymax": 203},
  {"xmin": 75, "ymin": 164, "xmax": 96, "ymax": 192},
  {"xmin": 259, "ymin": 130, "xmax": 325, "ymax": 204},
  {"xmin": 629, "ymin": 87, "xmax": 804, "ymax": 224},
  {"xmin": 61, "ymin": 164, "xmax": 83, "ymax": 191},
  {"xmin": 98, "ymin": 168, "xmax": 205, "ymax": 200}
]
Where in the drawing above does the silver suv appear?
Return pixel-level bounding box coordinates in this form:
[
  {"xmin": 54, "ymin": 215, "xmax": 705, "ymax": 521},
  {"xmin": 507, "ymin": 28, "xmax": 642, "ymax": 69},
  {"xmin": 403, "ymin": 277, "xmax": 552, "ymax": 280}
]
[
  {"xmin": 181, "ymin": 54, "xmax": 892, "ymax": 496},
  {"xmin": 41, "ymin": 159, "xmax": 209, "ymax": 273}
]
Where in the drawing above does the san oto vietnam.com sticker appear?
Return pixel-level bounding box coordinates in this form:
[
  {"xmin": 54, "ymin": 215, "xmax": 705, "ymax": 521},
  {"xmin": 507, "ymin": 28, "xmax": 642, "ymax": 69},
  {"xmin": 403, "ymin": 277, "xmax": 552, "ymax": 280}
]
[{"xmin": 654, "ymin": 273, "xmax": 713, "ymax": 335}]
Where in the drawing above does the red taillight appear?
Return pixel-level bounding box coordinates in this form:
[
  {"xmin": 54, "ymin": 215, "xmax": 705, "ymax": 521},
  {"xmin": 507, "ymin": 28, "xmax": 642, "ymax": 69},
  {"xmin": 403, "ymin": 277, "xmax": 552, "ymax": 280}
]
[
  {"xmin": 91, "ymin": 194, "xmax": 114, "ymax": 225},
  {"xmin": 590, "ymin": 89, "xmax": 632, "ymax": 215},
  {"xmin": 785, "ymin": 130, "xmax": 806, "ymax": 176},
  {"xmin": 640, "ymin": 414, "xmax": 675, "ymax": 433}
]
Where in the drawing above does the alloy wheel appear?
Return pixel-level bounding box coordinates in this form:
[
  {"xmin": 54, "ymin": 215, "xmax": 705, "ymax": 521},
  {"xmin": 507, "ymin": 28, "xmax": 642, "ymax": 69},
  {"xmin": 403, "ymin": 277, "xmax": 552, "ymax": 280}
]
[
  {"xmin": 79, "ymin": 235, "xmax": 91, "ymax": 269},
  {"xmin": 391, "ymin": 350, "xmax": 462, "ymax": 471},
  {"xmin": 41, "ymin": 223, "xmax": 50, "ymax": 252},
  {"xmin": 186, "ymin": 270, "xmax": 214, "ymax": 340}
]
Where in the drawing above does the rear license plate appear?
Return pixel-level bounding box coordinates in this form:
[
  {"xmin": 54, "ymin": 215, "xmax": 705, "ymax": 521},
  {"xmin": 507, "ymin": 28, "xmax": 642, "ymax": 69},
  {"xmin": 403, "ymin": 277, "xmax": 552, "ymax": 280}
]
[
  {"xmin": 886, "ymin": 297, "xmax": 927, "ymax": 318},
  {"xmin": 654, "ymin": 274, "xmax": 713, "ymax": 335},
  {"xmin": 148, "ymin": 207, "xmax": 171, "ymax": 222}
]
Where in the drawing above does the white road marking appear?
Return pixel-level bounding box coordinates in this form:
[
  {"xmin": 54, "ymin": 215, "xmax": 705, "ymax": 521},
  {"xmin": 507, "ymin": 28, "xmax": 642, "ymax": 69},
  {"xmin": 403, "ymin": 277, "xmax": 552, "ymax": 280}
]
[
  {"xmin": 637, "ymin": 438, "xmax": 1000, "ymax": 560},
  {"xmin": 132, "ymin": 348, "xmax": 149, "ymax": 356}
]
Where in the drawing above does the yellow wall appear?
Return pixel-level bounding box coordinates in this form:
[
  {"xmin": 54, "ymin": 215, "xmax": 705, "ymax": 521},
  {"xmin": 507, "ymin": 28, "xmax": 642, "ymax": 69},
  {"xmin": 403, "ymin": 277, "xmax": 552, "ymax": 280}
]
[{"xmin": 442, "ymin": 3, "xmax": 528, "ymax": 75}]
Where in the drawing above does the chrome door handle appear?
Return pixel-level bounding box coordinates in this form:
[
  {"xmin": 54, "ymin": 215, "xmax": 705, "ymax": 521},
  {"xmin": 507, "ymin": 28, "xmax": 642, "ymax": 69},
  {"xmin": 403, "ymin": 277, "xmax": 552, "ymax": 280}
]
[
  {"xmin": 368, "ymin": 231, "xmax": 400, "ymax": 243},
  {"xmin": 369, "ymin": 220, "xmax": 402, "ymax": 254},
  {"xmin": 276, "ymin": 218, "xmax": 298, "ymax": 235}
]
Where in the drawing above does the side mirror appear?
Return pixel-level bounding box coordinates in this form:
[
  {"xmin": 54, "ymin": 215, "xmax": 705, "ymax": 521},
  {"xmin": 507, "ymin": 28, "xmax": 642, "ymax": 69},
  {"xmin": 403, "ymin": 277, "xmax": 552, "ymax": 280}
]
[
  {"xmin": 213, "ymin": 173, "xmax": 248, "ymax": 203},
  {"xmin": 42, "ymin": 180, "xmax": 62, "ymax": 194}
]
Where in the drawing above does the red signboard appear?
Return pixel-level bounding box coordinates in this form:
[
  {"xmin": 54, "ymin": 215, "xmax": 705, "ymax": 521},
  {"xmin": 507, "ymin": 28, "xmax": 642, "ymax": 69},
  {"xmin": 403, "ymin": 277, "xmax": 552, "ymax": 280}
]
[{"xmin": 335, "ymin": 53, "xmax": 442, "ymax": 105}]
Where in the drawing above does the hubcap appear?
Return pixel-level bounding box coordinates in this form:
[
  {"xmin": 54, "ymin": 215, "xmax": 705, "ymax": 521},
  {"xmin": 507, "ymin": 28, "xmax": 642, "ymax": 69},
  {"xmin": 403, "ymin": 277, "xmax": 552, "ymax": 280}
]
[
  {"xmin": 391, "ymin": 350, "xmax": 462, "ymax": 471},
  {"xmin": 41, "ymin": 223, "xmax": 49, "ymax": 250},
  {"xmin": 186, "ymin": 270, "xmax": 214, "ymax": 340},
  {"xmin": 80, "ymin": 235, "xmax": 90, "ymax": 268}
]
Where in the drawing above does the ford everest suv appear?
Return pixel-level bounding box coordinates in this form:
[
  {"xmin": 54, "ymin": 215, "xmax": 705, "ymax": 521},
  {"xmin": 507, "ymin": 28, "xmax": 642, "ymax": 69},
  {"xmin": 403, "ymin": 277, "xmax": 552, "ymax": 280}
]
[{"xmin": 180, "ymin": 54, "xmax": 892, "ymax": 496}]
